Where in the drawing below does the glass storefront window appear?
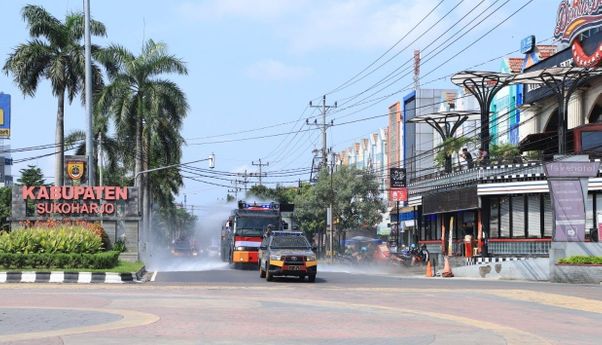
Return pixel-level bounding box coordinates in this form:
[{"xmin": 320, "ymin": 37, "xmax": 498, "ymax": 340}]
[
  {"xmin": 490, "ymin": 197, "xmax": 499, "ymax": 238},
  {"xmin": 543, "ymin": 194, "xmax": 553, "ymax": 238},
  {"xmin": 528, "ymin": 195, "xmax": 541, "ymax": 238},
  {"xmin": 586, "ymin": 193, "xmax": 594, "ymax": 237},
  {"xmin": 512, "ymin": 196, "xmax": 525, "ymax": 238},
  {"xmin": 500, "ymin": 197, "xmax": 510, "ymax": 238}
]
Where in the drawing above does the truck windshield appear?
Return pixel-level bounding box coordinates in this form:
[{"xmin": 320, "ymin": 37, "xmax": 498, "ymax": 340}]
[
  {"xmin": 270, "ymin": 236, "xmax": 310, "ymax": 249},
  {"xmin": 236, "ymin": 216, "xmax": 279, "ymax": 237}
]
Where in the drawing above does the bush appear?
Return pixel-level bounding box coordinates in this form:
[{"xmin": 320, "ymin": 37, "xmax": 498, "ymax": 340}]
[
  {"xmin": 0, "ymin": 223, "xmax": 104, "ymax": 254},
  {"xmin": 558, "ymin": 256, "xmax": 602, "ymax": 265},
  {"xmin": 0, "ymin": 251, "xmax": 120, "ymax": 269}
]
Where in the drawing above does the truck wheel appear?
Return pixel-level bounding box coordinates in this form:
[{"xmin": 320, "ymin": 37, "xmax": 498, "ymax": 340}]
[
  {"xmin": 308, "ymin": 274, "xmax": 316, "ymax": 283},
  {"xmin": 259, "ymin": 263, "xmax": 266, "ymax": 278},
  {"xmin": 298, "ymin": 275, "xmax": 306, "ymax": 281}
]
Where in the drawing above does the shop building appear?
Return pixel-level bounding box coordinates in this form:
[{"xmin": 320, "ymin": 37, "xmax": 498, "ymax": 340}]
[{"xmin": 411, "ymin": 4, "xmax": 602, "ymax": 258}]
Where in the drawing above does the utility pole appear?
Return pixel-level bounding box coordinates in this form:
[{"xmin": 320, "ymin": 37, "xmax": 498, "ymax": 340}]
[
  {"xmin": 308, "ymin": 95, "xmax": 337, "ymax": 168},
  {"xmin": 251, "ymin": 159, "xmax": 269, "ymax": 186},
  {"xmin": 228, "ymin": 180, "xmax": 241, "ymax": 200},
  {"xmin": 308, "ymin": 95, "xmax": 337, "ymax": 259},
  {"xmin": 236, "ymin": 170, "xmax": 249, "ymax": 194}
]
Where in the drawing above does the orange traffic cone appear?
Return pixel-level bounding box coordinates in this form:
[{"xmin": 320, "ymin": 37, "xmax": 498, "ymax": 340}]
[
  {"xmin": 442, "ymin": 256, "xmax": 454, "ymax": 278},
  {"xmin": 425, "ymin": 259, "xmax": 433, "ymax": 277}
]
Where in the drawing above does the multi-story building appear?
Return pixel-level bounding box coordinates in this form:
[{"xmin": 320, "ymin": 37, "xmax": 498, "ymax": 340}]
[{"xmin": 409, "ymin": 3, "xmax": 602, "ymax": 259}]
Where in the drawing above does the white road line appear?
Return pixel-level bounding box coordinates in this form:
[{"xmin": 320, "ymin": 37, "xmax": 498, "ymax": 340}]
[{"xmin": 151, "ymin": 271, "xmax": 157, "ymax": 282}]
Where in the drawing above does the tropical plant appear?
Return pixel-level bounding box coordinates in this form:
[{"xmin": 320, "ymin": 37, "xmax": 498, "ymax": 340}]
[
  {"xmin": 3, "ymin": 5, "xmax": 107, "ymax": 185},
  {"xmin": 0, "ymin": 187, "xmax": 11, "ymax": 231},
  {"xmin": 435, "ymin": 136, "xmax": 474, "ymax": 173},
  {"xmin": 294, "ymin": 166, "xmax": 385, "ymax": 237},
  {"xmin": 490, "ymin": 143, "xmax": 521, "ymax": 164},
  {"xmin": 95, "ymin": 39, "xmax": 188, "ymax": 220},
  {"xmin": 17, "ymin": 165, "xmax": 46, "ymax": 186}
]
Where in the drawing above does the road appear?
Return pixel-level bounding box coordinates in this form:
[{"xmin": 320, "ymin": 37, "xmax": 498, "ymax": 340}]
[{"xmin": 1, "ymin": 265, "xmax": 601, "ymax": 345}]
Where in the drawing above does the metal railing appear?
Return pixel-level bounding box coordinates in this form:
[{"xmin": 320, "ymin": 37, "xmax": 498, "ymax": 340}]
[
  {"xmin": 408, "ymin": 161, "xmax": 545, "ymax": 195},
  {"xmin": 488, "ymin": 240, "xmax": 551, "ymax": 256}
]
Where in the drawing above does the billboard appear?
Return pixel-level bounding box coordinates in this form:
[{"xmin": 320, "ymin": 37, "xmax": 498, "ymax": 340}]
[
  {"xmin": 0, "ymin": 93, "xmax": 10, "ymax": 138},
  {"xmin": 544, "ymin": 161, "xmax": 600, "ymax": 242}
]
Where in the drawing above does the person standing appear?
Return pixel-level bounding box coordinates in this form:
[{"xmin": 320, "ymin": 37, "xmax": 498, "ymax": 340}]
[
  {"xmin": 477, "ymin": 147, "xmax": 489, "ymax": 166},
  {"xmin": 460, "ymin": 148, "xmax": 474, "ymax": 169}
]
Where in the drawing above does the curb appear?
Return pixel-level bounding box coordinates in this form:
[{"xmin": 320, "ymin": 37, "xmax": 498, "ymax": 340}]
[{"xmin": 0, "ymin": 267, "xmax": 146, "ymax": 284}]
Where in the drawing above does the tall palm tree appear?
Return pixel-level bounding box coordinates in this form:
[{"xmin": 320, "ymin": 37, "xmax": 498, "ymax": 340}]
[
  {"xmin": 95, "ymin": 39, "xmax": 188, "ymax": 232},
  {"xmin": 3, "ymin": 5, "xmax": 106, "ymax": 185}
]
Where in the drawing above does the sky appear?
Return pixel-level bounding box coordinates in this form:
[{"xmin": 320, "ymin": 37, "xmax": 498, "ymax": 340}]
[{"xmin": 0, "ymin": 0, "xmax": 559, "ymax": 211}]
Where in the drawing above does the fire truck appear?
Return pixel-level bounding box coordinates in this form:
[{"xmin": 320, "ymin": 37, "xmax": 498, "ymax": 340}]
[{"xmin": 221, "ymin": 201, "xmax": 284, "ymax": 266}]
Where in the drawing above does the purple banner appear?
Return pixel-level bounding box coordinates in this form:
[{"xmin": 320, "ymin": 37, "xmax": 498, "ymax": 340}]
[{"xmin": 548, "ymin": 180, "xmax": 587, "ymax": 241}]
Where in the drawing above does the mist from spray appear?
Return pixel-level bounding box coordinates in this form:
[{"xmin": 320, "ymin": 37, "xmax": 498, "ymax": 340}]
[{"xmin": 144, "ymin": 202, "xmax": 235, "ymax": 272}]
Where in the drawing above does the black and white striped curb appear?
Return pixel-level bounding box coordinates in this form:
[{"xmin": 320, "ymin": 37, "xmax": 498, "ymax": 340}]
[
  {"xmin": 0, "ymin": 270, "xmax": 145, "ymax": 283},
  {"xmin": 465, "ymin": 257, "xmax": 527, "ymax": 266}
]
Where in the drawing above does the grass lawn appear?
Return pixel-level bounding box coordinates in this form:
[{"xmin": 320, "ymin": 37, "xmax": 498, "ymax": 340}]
[{"xmin": 1, "ymin": 261, "xmax": 145, "ymax": 273}]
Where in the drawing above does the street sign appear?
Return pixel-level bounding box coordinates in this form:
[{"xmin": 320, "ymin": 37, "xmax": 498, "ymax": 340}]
[
  {"xmin": 390, "ymin": 168, "xmax": 406, "ymax": 188},
  {"xmin": 0, "ymin": 93, "xmax": 11, "ymax": 138},
  {"xmin": 389, "ymin": 187, "xmax": 407, "ymax": 202}
]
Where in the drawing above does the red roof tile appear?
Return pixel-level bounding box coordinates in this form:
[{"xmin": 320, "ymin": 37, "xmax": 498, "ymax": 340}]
[
  {"xmin": 508, "ymin": 57, "xmax": 524, "ymax": 73},
  {"xmin": 536, "ymin": 45, "xmax": 557, "ymax": 60}
]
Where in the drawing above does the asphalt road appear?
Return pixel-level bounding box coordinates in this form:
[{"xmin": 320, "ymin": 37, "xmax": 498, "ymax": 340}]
[{"xmin": 1, "ymin": 265, "xmax": 601, "ymax": 345}]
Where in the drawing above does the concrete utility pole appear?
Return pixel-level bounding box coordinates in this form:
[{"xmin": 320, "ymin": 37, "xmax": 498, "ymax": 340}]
[
  {"xmin": 84, "ymin": 0, "xmax": 94, "ymax": 186},
  {"xmin": 236, "ymin": 170, "xmax": 249, "ymax": 194},
  {"xmin": 308, "ymin": 95, "xmax": 337, "ymax": 168},
  {"xmin": 308, "ymin": 95, "xmax": 337, "ymax": 258},
  {"xmin": 251, "ymin": 159, "xmax": 269, "ymax": 186},
  {"xmin": 228, "ymin": 179, "xmax": 241, "ymax": 200}
]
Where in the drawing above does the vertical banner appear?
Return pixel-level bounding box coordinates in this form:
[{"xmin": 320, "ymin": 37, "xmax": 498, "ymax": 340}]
[
  {"xmin": 389, "ymin": 167, "xmax": 407, "ymax": 202},
  {"xmin": 544, "ymin": 161, "xmax": 600, "ymax": 242},
  {"xmin": 0, "ymin": 93, "xmax": 10, "ymax": 138}
]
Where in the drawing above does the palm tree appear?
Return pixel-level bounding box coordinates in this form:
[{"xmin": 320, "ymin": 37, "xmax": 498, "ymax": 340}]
[
  {"xmin": 95, "ymin": 39, "xmax": 188, "ymax": 232},
  {"xmin": 435, "ymin": 136, "xmax": 473, "ymax": 173},
  {"xmin": 3, "ymin": 5, "xmax": 106, "ymax": 185}
]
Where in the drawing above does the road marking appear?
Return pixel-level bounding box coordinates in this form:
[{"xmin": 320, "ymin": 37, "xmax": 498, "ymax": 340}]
[
  {"xmin": 0, "ymin": 306, "xmax": 159, "ymax": 342},
  {"xmin": 150, "ymin": 271, "xmax": 157, "ymax": 282},
  {"xmin": 258, "ymin": 296, "xmax": 551, "ymax": 345},
  {"xmin": 486, "ymin": 289, "xmax": 602, "ymax": 315}
]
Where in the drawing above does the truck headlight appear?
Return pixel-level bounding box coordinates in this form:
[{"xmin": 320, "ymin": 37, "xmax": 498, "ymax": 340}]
[
  {"xmin": 270, "ymin": 255, "xmax": 282, "ymax": 261},
  {"xmin": 236, "ymin": 246, "xmax": 245, "ymax": 251},
  {"xmin": 306, "ymin": 255, "xmax": 316, "ymax": 261}
]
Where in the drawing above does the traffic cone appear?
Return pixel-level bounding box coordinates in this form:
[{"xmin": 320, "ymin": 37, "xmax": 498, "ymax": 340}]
[
  {"xmin": 425, "ymin": 259, "xmax": 433, "ymax": 277},
  {"xmin": 442, "ymin": 256, "xmax": 454, "ymax": 278}
]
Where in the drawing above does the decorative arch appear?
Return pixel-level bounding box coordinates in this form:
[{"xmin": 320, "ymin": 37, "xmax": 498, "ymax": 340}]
[{"xmin": 587, "ymin": 93, "xmax": 602, "ymax": 123}]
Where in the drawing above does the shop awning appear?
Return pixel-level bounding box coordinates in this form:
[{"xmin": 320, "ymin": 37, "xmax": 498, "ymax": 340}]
[{"xmin": 390, "ymin": 211, "xmax": 417, "ymax": 223}]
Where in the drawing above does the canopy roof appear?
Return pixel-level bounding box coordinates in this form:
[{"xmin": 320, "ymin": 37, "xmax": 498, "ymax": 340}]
[
  {"xmin": 451, "ymin": 70, "xmax": 514, "ymax": 87},
  {"xmin": 407, "ymin": 110, "xmax": 480, "ymax": 123},
  {"xmin": 510, "ymin": 67, "xmax": 600, "ymax": 84}
]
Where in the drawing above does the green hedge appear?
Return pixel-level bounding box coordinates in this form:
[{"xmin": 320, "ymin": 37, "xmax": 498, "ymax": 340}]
[
  {"xmin": 0, "ymin": 227, "xmax": 102, "ymax": 254},
  {"xmin": 558, "ymin": 256, "xmax": 602, "ymax": 265},
  {"xmin": 0, "ymin": 251, "xmax": 120, "ymax": 269}
]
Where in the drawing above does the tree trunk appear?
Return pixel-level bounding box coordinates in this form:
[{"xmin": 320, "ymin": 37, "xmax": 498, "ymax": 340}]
[
  {"xmin": 134, "ymin": 99, "xmax": 143, "ymax": 188},
  {"xmin": 444, "ymin": 155, "xmax": 452, "ymax": 173},
  {"xmin": 55, "ymin": 90, "xmax": 65, "ymax": 186}
]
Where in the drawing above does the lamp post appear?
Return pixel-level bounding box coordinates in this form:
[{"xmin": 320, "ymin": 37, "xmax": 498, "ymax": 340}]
[{"xmin": 451, "ymin": 71, "xmax": 514, "ymax": 157}]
